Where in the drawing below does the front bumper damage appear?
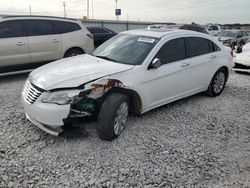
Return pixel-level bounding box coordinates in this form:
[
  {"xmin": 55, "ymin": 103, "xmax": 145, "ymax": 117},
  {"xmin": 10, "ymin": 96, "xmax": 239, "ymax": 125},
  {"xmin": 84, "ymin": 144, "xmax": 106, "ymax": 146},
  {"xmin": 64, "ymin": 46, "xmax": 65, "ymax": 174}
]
[
  {"xmin": 22, "ymin": 79, "xmax": 126, "ymax": 136},
  {"xmin": 25, "ymin": 114, "xmax": 62, "ymax": 136}
]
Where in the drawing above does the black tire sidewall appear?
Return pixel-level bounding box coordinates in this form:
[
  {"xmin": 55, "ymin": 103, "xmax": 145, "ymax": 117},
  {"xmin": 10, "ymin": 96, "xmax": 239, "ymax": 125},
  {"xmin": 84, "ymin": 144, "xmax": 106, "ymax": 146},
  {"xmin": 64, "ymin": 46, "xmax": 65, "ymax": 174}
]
[
  {"xmin": 64, "ymin": 49, "xmax": 83, "ymax": 58},
  {"xmin": 209, "ymin": 69, "xmax": 227, "ymax": 97},
  {"xmin": 97, "ymin": 93, "xmax": 129, "ymax": 141}
]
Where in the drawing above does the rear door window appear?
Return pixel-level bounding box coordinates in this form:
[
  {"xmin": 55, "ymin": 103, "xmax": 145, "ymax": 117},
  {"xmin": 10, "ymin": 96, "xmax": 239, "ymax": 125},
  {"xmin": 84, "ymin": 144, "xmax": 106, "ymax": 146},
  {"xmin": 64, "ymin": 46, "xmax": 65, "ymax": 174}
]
[
  {"xmin": 21, "ymin": 20, "xmax": 53, "ymax": 36},
  {"xmin": 186, "ymin": 37, "xmax": 211, "ymax": 58},
  {"xmin": 155, "ymin": 38, "xmax": 186, "ymax": 65},
  {"xmin": 0, "ymin": 21, "xmax": 23, "ymax": 38}
]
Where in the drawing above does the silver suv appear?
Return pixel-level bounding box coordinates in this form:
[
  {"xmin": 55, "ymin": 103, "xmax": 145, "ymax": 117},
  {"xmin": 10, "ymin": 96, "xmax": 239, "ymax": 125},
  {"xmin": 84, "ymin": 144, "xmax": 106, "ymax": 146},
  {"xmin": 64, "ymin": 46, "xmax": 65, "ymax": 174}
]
[{"xmin": 0, "ymin": 15, "xmax": 94, "ymax": 74}]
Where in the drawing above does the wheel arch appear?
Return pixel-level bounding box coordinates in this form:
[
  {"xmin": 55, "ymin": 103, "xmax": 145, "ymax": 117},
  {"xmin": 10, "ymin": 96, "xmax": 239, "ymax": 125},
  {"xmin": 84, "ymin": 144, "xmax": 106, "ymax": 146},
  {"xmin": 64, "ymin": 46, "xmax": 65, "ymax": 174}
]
[
  {"xmin": 219, "ymin": 66, "xmax": 229, "ymax": 81},
  {"xmin": 105, "ymin": 88, "xmax": 142, "ymax": 115},
  {"xmin": 63, "ymin": 47, "xmax": 85, "ymax": 58}
]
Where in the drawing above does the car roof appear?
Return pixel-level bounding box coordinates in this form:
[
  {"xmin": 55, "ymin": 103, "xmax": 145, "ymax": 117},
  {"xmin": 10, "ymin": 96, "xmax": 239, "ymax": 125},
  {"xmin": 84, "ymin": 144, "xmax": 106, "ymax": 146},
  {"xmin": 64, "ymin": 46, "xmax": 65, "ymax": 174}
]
[
  {"xmin": 87, "ymin": 26, "xmax": 107, "ymax": 28},
  {"xmin": 121, "ymin": 28, "xmax": 206, "ymax": 38},
  {"xmin": 0, "ymin": 15, "xmax": 78, "ymax": 21}
]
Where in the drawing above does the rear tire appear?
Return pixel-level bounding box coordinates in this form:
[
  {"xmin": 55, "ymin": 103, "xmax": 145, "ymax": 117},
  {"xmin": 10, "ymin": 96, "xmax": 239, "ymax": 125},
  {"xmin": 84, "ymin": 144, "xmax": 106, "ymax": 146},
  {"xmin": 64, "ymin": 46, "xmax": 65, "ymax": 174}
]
[
  {"xmin": 64, "ymin": 48, "xmax": 83, "ymax": 58},
  {"xmin": 206, "ymin": 68, "xmax": 227, "ymax": 97},
  {"xmin": 97, "ymin": 93, "xmax": 129, "ymax": 141}
]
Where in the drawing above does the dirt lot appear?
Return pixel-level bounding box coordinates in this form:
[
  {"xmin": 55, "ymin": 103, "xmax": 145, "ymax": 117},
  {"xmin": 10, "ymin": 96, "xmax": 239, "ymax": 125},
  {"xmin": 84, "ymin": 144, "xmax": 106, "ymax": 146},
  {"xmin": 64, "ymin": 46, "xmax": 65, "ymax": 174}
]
[{"xmin": 0, "ymin": 72, "xmax": 249, "ymax": 188}]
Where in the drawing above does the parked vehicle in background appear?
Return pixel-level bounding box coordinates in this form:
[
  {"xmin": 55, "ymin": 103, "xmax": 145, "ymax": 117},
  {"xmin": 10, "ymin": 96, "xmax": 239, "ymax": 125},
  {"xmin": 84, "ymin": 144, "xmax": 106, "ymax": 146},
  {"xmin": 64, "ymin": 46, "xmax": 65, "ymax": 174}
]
[
  {"xmin": 147, "ymin": 23, "xmax": 208, "ymax": 34},
  {"xmin": 22, "ymin": 29, "xmax": 232, "ymax": 141},
  {"xmin": 179, "ymin": 24, "xmax": 208, "ymax": 34},
  {"xmin": 205, "ymin": 24, "xmax": 222, "ymax": 36},
  {"xmin": 87, "ymin": 26, "xmax": 117, "ymax": 47},
  {"xmin": 147, "ymin": 23, "xmax": 178, "ymax": 30},
  {"xmin": 234, "ymin": 42, "xmax": 250, "ymax": 73},
  {"xmin": 214, "ymin": 30, "xmax": 250, "ymax": 50},
  {"xmin": 0, "ymin": 15, "xmax": 94, "ymax": 74}
]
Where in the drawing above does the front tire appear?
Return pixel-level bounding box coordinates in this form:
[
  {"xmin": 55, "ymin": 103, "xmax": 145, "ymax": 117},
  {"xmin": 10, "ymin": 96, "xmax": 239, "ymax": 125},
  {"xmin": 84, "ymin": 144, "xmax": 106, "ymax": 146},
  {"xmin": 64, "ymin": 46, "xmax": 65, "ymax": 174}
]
[
  {"xmin": 97, "ymin": 93, "xmax": 129, "ymax": 141},
  {"xmin": 206, "ymin": 68, "xmax": 227, "ymax": 97}
]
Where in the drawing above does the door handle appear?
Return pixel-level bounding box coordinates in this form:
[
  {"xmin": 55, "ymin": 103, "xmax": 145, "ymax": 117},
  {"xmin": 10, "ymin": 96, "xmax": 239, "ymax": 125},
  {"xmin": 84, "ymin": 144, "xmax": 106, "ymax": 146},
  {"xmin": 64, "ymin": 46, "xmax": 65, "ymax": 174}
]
[
  {"xmin": 210, "ymin": 55, "xmax": 217, "ymax": 59},
  {"xmin": 16, "ymin": 42, "xmax": 25, "ymax": 46},
  {"xmin": 52, "ymin": 39, "xmax": 60, "ymax": 43},
  {"xmin": 181, "ymin": 62, "xmax": 190, "ymax": 67}
]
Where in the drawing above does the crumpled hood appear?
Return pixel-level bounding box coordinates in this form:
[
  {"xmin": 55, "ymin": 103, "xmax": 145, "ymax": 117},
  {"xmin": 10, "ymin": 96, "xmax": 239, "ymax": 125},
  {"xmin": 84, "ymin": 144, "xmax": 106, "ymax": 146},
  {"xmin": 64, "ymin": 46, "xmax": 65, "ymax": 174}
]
[{"xmin": 30, "ymin": 54, "xmax": 134, "ymax": 90}]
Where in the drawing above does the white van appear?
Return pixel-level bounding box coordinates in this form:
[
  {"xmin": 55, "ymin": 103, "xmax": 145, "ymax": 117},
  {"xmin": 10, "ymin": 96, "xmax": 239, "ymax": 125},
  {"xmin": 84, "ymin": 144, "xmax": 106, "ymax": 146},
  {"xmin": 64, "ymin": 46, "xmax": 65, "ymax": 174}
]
[{"xmin": 0, "ymin": 15, "xmax": 94, "ymax": 74}]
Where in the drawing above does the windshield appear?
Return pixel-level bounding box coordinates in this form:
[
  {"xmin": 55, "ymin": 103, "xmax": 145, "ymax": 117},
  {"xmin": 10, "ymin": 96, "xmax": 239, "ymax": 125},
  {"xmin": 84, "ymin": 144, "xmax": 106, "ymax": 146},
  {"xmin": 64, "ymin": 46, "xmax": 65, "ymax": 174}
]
[
  {"xmin": 92, "ymin": 34, "xmax": 158, "ymax": 65},
  {"xmin": 216, "ymin": 31, "xmax": 237, "ymax": 37}
]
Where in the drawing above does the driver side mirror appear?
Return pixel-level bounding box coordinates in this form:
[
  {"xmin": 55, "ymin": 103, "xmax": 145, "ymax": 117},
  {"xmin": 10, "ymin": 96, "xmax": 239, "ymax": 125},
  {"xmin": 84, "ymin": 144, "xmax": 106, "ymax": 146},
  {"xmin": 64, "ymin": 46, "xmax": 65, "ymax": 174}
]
[{"xmin": 149, "ymin": 58, "xmax": 162, "ymax": 69}]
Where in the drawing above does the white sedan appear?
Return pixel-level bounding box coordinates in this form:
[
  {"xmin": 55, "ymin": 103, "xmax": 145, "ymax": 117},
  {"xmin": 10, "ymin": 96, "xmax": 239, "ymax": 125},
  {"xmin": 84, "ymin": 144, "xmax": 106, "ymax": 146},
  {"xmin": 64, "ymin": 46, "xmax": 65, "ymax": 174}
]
[{"xmin": 22, "ymin": 29, "xmax": 233, "ymax": 140}]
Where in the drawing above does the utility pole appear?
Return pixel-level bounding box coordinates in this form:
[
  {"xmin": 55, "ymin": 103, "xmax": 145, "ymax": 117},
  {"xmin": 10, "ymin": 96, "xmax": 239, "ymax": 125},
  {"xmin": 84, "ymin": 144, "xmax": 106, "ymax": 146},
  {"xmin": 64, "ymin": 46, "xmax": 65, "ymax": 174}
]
[
  {"xmin": 29, "ymin": 5, "xmax": 32, "ymax": 15},
  {"xmin": 87, "ymin": 0, "xmax": 89, "ymax": 19},
  {"xmin": 92, "ymin": 0, "xmax": 94, "ymax": 19},
  {"xmin": 63, "ymin": 2, "xmax": 66, "ymax": 18}
]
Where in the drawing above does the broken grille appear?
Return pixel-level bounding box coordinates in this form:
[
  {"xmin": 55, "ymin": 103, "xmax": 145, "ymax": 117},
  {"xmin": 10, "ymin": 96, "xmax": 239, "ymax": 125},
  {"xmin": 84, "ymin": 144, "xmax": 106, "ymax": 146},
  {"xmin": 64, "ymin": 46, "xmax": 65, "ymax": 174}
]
[{"xmin": 23, "ymin": 80, "xmax": 43, "ymax": 104}]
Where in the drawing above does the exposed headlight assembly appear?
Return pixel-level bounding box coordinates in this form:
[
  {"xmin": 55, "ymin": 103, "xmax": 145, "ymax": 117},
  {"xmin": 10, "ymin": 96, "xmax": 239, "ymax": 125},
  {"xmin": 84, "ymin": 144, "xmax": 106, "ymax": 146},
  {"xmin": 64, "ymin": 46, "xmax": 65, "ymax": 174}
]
[{"xmin": 42, "ymin": 90, "xmax": 81, "ymax": 105}]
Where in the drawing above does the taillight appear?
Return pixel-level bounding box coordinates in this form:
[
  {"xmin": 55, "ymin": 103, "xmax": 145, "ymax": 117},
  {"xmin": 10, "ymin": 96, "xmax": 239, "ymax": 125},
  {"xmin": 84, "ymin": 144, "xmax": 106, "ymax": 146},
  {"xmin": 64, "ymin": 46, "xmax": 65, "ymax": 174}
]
[{"xmin": 87, "ymin": 33, "xmax": 93, "ymax": 39}]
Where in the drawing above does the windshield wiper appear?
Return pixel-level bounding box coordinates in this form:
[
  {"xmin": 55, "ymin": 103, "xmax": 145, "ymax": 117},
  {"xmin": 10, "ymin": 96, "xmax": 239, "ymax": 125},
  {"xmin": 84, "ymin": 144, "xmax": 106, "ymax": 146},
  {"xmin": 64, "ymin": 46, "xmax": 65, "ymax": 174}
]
[{"xmin": 95, "ymin": 55, "xmax": 118, "ymax": 62}]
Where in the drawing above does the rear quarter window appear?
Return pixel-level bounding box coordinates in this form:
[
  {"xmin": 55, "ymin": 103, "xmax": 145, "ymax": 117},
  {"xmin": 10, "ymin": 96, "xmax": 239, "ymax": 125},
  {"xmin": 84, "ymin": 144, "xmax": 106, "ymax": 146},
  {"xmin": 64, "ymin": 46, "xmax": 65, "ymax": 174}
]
[{"xmin": 50, "ymin": 21, "xmax": 81, "ymax": 34}]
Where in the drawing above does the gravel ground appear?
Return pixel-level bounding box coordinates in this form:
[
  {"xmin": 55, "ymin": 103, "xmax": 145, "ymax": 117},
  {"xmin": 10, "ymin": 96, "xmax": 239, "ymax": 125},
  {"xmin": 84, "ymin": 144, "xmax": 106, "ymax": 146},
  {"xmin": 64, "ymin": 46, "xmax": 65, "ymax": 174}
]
[{"xmin": 0, "ymin": 72, "xmax": 250, "ymax": 188}]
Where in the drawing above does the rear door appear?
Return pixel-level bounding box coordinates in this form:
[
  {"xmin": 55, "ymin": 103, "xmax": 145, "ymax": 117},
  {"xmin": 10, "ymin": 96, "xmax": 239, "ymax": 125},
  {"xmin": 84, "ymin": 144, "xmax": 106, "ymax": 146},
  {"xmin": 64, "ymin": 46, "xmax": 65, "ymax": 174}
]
[
  {"xmin": 0, "ymin": 20, "xmax": 30, "ymax": 67},
  {"xmin": 184, "ymin": 37, "xmax": 222, "ymax": 90},
  {"xmin": 22, "ymin": 20, "xmax": 62, "ymax": 63}
]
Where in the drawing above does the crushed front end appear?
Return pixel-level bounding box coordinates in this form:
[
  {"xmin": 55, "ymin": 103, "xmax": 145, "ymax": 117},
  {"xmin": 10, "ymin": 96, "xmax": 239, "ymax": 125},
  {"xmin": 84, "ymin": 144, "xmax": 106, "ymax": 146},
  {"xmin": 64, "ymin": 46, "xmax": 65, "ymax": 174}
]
[{"xmin": 22, "ymin": 78, "xmax": 126, "ymax": 136}]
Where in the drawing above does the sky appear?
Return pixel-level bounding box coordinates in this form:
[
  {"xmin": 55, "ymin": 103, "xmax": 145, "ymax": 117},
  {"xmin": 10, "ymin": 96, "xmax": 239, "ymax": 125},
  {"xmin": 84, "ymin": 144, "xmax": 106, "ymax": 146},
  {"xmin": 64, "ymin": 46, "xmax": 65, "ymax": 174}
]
[{"xmin": 0, "ymin": 0, "xmax": 250, "ymax": 24}]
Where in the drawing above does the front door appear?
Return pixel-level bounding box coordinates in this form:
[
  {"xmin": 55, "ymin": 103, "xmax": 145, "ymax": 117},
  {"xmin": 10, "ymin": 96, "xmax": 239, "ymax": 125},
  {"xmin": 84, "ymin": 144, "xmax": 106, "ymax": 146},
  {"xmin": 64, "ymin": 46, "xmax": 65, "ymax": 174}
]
[
  {"xmin": 0, "ymin": 21, "xmax": 30, "ymax": 68},
  {"xmin": 140, "ymin": 37, "xmax": 192, "ymax": 110}
]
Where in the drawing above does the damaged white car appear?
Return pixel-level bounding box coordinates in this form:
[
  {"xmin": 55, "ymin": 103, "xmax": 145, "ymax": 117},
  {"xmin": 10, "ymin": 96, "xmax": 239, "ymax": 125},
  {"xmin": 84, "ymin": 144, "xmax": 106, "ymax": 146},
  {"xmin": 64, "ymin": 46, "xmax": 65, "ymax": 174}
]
[
  {"xmin": 234, "ymin": 42, "xmax": 250, "ymax": 73},
  {"xmin": 22, "ymin": 29, "xmax": 233, "ymax": 140}
]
